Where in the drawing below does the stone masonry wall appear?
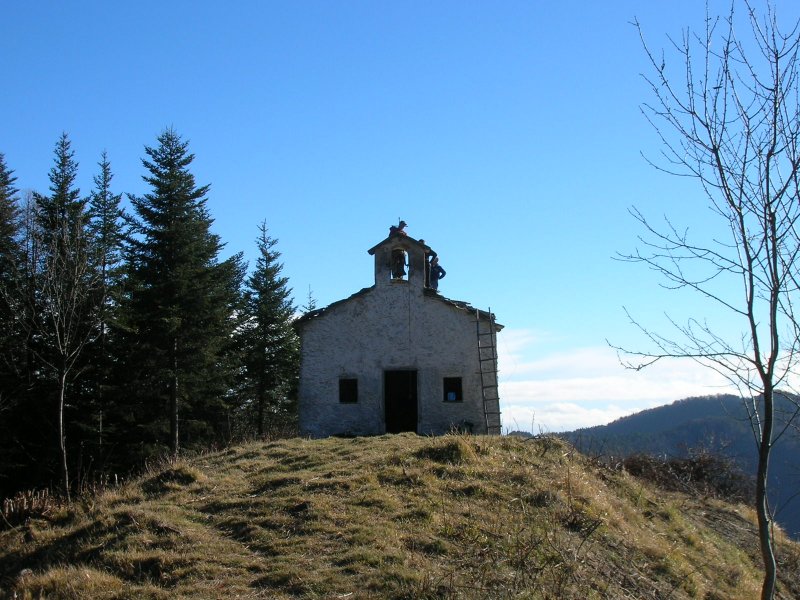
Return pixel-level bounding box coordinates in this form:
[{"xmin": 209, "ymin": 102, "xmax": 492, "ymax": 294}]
[{"xmin": 298, "ymin": 282, "xmax": 491, "ymax": 437}]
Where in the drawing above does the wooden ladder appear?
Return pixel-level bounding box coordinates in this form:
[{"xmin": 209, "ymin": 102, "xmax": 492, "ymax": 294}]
[{"xmin": 476, "ymin": 308, "xmax": 502, "ymax": 435}]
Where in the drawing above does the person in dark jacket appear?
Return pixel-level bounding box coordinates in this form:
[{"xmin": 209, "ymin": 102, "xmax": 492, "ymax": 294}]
[
  {"xmin": 420, "ymin": 239, "xmax": 437, "ymax": 287},
  {"xmin": 429, "ymin": 256, "xmax": 446, "ymax": 291}
]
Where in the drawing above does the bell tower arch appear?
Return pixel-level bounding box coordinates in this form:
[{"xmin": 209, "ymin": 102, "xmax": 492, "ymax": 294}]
[{"xmin": 368, "ymin": 233, "xmax": 430, "ymax": 289}]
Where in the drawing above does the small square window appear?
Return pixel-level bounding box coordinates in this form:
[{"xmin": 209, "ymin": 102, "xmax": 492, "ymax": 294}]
[
  {"xmin": 339, "ymin": 378, "xmax": 358, "ymax": 403},
  {"xmin": 443, "ymin": 377, "xmax": 463, "ymax": 402}
]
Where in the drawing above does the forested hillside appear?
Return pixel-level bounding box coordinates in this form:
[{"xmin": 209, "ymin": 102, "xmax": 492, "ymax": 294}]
[
  {"xmin": 0, "ymin": 131, "xmax": 299, "ymax": 502},
  {"xmin": 562, "ymin": 395, "xmax": 800, "ymax": 540}
]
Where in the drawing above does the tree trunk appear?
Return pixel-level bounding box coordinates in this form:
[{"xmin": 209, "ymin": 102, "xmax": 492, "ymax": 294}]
[
  {"xmin": 257, "ymin": 381, "xmax": 265, "ymax": 437},
  {"xmin": 58, "ymin": 366, "xmax": 70, "ymax": 502},
  {"xmin": 170, "ymin": 337, "xmax": 179, "ymax": 458},
  {"xmin": 757, "ymin": 387, "xmax": 777, "ymax": 599}
]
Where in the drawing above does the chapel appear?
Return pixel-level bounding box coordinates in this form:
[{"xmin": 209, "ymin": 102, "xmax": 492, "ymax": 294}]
[{"xmin": 296, "ymin": 226, "xmax": 502, "ymax": 436}]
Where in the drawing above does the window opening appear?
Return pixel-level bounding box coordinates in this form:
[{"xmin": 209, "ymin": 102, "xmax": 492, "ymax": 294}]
[
  {"xmin": 339, "ymin": 378, "xmax": 358, "ymax": 403},
  {"xmin": 443, "ymin": 377, "xmax": 463, "ymax": 402}
]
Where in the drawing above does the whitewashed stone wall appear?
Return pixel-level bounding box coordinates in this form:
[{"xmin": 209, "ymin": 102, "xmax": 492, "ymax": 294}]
[{"xmin": 297, "ymin": 280, "xmax": 494, "ymax": 437}]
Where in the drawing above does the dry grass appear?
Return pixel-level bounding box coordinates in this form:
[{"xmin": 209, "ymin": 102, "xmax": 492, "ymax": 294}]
[{"xmin": 1, "ymin": 433, "xmax": 798, "ymax": 599}]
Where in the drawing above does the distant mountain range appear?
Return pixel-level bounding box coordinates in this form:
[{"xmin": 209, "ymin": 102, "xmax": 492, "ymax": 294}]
[{"xmin": 559, "ymin": 394, "xmax": 800, "ymax": 541}]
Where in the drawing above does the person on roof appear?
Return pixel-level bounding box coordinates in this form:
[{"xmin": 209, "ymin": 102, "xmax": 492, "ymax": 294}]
[
  {"xmin": 420, "ymin": 239, "xmax": 437, "ymax": 287},
  {"xmin": 429, "ymin": 256, "xmax": 446, "ymax": 291}
]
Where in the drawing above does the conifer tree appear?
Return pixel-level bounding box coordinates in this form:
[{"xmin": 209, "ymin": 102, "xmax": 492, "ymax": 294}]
[
  {"xmin": 84, "ymin": 152, "xmax": 126, "ymax": 456},
  {"xmin": 34, "ymin": 133, "xmax": 86, "ymax": 236},
  {"xmin": 301, "ymin": 286, "xmax": 317, "ymax": 313},
  {"xmin": 123, "ymin": 129, "xmax": 243, "ymax": 458},
  {"xmin": 0, "ymin": 152, "xmax": 20, "ymax": 350},
  {"xmin": 89, "ymin": 152, "xmax": 125, "ymax": 292},
  {"xmin": 0, "ymin": 192, "xmax": 46, "ymax": 497},
  {"xmin": 238, "ymin": 221, "xmax": 299, "ymax": 436},
  {"xmin": 0, "ymin": 153, "xmax": 19, "ymax": 265},
  {"xmin": 0, "ymin": 153, "xmax": 22, "ymax": 492}
]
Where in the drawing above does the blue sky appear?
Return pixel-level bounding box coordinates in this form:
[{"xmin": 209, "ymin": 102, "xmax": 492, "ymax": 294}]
[{"xmin": 4, "ymin": 1, "xmax": 796, "ymax": 431}]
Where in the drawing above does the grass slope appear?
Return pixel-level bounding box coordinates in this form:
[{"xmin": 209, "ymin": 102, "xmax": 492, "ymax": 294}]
[
  {"xmin": 561, "ymin": 394, "xmax": 800, "ymax": 540},
  {"xmin": 1, "ymin": 434, "xmax": 799, "ymax": 599}
]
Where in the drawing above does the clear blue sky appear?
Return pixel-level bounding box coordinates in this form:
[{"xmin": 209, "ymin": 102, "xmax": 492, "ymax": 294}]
[{"xmin": 4, "ymin": 1, "xmax": 797, "ymax": 431}]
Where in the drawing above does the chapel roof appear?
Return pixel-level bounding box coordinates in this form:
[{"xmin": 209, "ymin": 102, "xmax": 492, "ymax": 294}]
[
  {"xmin": 295, "ymin": 286, "xmax": 503, "ymax": 331},
  {"xmin": 367, "ymin": 234, "xmax": 431, "ymax": 255}
]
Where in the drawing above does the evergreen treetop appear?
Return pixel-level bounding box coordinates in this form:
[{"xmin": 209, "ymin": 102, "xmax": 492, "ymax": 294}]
[
  {"xmin": 35, "ymin": 133, "xmax": 86, "ymax": 232},
  {"xmin": 0, "ymin": 153, "xmax": 20, "ymax": 265},
  {"xmin": 88, "ymin": 151, "xmax": 126, "ymax": 278}
]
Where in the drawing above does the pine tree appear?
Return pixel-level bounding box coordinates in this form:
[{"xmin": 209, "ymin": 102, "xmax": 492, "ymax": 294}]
[
  {"xmin": 89, "ymin": 151, "xmax": 125, "ymax": 292},
  {"xmin": 0, "ymin": 153, "xmax": 23, "ymax": 494},
  {"xmin": 0, "ymin": 153, "xmax": 19, "ymax": 265},
  {"xmin": 84, "ymin": 151, "xmax": 126, "ymax": 458},
  {"xmin": 0, "ymin": 152, "xmax": 20, "ymax": 342},
  {"xmin": 122, "ymin": 129, "xmax": 243, "ymax": 458},
  {"xmin": 34, "ymin": 133, "xmax": 86, "ymax": 235},
  {"xmin": 238, "ymin": 221, "xmax": 299, "ymax": 436},
  {"xmin": 301, "ymin": 285, "xmax": 317, "ymax": 313}
]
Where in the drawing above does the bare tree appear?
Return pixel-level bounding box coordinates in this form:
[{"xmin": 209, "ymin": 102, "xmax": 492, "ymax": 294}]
[
  {"xmin": 22, "ymin": 215, "xmax": 102, "ymax": 502},
  {"xmin": 618, "ymin": 3, "xmax": 800, "ymax": 597}
]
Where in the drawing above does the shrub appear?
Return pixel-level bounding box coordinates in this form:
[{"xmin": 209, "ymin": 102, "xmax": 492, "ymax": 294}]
[{"xmin": 622, "ymin": 450, "xmax": 754, "ymax": 502}]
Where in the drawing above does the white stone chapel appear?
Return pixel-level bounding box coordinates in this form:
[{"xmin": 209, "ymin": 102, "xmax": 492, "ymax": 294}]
[{"xmin": 296, "ymin": 227, "xmax": 502, "ymax": 437}]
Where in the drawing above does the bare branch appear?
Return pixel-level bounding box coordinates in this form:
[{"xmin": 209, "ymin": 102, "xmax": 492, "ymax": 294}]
[{"xmin": 622, "ymin": 6, "xmax": 800, "ymax": 597}]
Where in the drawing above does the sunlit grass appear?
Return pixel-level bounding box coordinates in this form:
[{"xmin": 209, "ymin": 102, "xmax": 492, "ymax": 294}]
[{"xmin": 1, "ymin": 432, "xmax": 798, "ymax": 599}]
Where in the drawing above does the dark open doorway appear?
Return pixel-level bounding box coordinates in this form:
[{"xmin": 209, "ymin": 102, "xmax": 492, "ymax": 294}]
[{"xmin": 384, "ymin": 370, "xmax": 418, "ymax": 433}]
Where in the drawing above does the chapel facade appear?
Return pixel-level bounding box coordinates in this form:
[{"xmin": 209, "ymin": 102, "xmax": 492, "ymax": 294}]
[{"xmin": 296, "ymin": 229, "xmax": 502, "ymax": 437}]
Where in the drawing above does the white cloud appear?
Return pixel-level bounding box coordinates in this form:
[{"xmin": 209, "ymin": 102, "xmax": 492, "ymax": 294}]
[
  {"xmin": 495, "ymin": 329, "xmax": 737, "ymax": 432},
  {"xmin": 502, "ymin": 402, "xmax": 643, "ymax": 434}
]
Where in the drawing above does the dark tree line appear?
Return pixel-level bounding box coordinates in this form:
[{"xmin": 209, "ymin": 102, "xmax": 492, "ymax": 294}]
[{"xmin": 0, "ymin": 129, "xmax": 299, "ymax": 500}]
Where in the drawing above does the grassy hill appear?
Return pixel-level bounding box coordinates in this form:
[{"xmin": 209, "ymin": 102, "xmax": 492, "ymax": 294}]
[
  {"xmin": 561, "ymin": 394, "xmax": 800, "ymax": 541},
  {"xmin": 1, "ymin": 433, "xmax": 799, "ymax": 599}
]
